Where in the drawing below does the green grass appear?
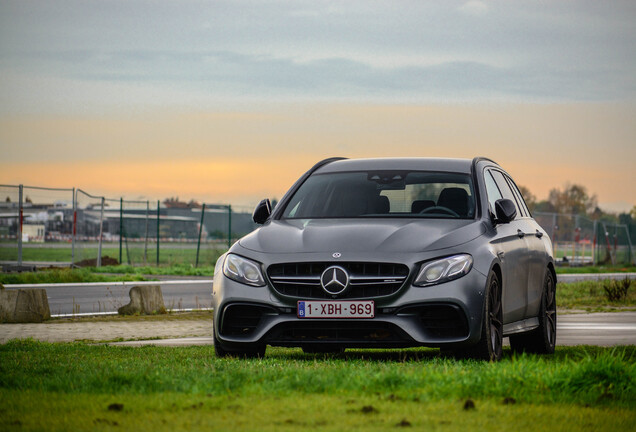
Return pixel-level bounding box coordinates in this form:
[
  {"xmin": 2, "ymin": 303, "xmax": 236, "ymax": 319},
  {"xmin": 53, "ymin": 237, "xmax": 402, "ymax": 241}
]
[
  {"xmin": 88, "ymin": 263, "xmax": 216, "ymax": 277},
  {"xmin": 0, "ymin": 244, "xmax": 226, "ymax": 267},
  {"xmin": 0, "ymin": 268, "xmax": 152, "ymax": 285},
  {"xmin": 557, "ymin": 279, "xmax": 636, "ymax": 311},
  {"xmin": 557, "ymin": 265, "xmax": 636, "ymax": 274},
  {"xmin": 0, "ymin": 341, "xmax": 634, "ymax": 431}
]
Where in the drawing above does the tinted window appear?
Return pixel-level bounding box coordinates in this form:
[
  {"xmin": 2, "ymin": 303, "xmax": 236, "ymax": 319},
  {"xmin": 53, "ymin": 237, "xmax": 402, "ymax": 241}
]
[
  {"xmin": 484, "ymin": 170, "xmax": 502, "ymax": 213},
  {"xmin": 505, "ymin": 176, "xmax": 531, "ymax": 217},
  {"xmin": 282, "ymin": 171, "xmax": 475, "ymax": 219},
  {"xmin": 490, "ymin": 170, "xmax": 521, "ymax": 218}
]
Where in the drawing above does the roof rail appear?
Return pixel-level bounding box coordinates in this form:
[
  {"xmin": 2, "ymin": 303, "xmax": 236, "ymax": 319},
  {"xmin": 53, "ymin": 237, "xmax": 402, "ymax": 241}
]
[{"xmin": 472, "ymin": 156, "xmax": 498, "ymax": 166}]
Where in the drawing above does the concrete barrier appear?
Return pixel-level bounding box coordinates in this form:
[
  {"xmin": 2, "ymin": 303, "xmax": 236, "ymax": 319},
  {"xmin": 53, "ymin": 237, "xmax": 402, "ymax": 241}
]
[
  {"xmin": 0, "ymin": 287, "xmax": 51, "ymax": 323},
  {"xmin": 118, "ymin": 285, "xmax": 166, "ymax": 315}
]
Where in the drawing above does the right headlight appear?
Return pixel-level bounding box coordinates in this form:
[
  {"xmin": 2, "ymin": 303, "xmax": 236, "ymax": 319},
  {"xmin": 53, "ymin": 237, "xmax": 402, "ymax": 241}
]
[
  {"xmin": 222, "ymin": 253, "xmax": 266, "ymax": 287},
  {"xmin": 413, "ymin": 254, "xmax": 473, "ymax": 287}
]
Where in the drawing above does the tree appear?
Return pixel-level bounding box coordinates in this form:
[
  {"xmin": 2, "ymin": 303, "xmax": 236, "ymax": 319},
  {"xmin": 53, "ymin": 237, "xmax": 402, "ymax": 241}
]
[
  {"xmin": 547, "ymin": 183, "xmax": 597, "ymax": 216},
  {"xmin": 518, "ymin": 186, "xmax": 537, "ymax": 213}
]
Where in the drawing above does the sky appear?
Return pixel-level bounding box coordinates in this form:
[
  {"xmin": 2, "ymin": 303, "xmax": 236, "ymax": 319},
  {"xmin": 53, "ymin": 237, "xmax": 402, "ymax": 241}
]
[{"xmin": 0, "ymin": 0, "xmax": 634, "ymax": 213}]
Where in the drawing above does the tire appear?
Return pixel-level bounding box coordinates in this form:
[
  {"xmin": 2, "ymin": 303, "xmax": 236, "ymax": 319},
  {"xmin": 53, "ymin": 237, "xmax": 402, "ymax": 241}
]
[
  {"xmin": 455, "ymin": 269, "xmax": 503, "ymax": 361},
  {"xmin": 509, "ymin": 269, "xmax": 557, "ymax": 354},
  {"xmin": 213, "ymin": 333, "xmax": 266, "ymax": 359},
  {"xmin": 302, "ymin": 345, "xmax": 345, "ymax": 354}
]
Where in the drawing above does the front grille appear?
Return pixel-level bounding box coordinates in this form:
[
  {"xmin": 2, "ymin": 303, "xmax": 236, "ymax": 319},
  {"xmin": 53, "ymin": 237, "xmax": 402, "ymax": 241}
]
[
  {"xmin": 267, "ymin": 262, "xmax": 410, "ymax": 299},
  {"xmin": 266, "ymin": 321, "xmax": 411, "ymax": 345},
  {"xmin": 220, "ymin": 304, "xmax": 277, "ymax": 337},
  {"xmin": 397, "ymin": 304, "xmax": 469, "ymax": 339}
]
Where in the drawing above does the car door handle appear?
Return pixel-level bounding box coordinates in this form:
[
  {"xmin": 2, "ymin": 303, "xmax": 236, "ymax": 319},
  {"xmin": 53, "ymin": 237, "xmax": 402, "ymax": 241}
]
[
  {"xmin": 535, "ymin": 230, "xmax": 543, "ymax": 238},
  {"xmin": 517, "ymin": 229, "xmax": 525, "ymax": 238}
]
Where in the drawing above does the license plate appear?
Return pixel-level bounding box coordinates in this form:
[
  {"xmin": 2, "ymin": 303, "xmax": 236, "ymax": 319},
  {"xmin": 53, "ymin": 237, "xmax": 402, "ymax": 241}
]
[{"xmin": 297, "ymin": 300, "xmax": 374, "ymax": 319}]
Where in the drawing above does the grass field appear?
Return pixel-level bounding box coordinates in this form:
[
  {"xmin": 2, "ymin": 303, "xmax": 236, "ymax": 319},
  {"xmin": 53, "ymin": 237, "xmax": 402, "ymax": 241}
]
[
  {"xmin": 0, "ymin": 341, "xmax": 634, "ymax": 431},
  {"xmin": 557, "ymin": 279, "xmax": 636, "ymax": 311},
  {"xmin": 0, "ymin": 243, "xmax": 226, "ymax": 267}
]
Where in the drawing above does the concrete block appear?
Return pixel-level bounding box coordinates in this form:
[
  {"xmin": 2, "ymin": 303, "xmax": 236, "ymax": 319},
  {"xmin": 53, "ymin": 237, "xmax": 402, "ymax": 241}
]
[
  {"xmin": 118, "ymin": 285, "xmax": 166, "ymax": 315},
  {"xmin": 0, "ymin": 288, "xmax": 51, "ymax": 323}
]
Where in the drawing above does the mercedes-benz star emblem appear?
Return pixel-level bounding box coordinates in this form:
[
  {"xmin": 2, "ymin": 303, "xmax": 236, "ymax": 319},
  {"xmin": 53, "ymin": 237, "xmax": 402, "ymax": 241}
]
[{"xmin": 320, "ymin": 266, "xmax": 349, "ymax": 295}]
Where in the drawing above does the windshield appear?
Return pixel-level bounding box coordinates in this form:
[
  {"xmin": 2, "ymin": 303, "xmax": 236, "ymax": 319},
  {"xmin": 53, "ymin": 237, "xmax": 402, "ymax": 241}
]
[{"xmin": 281, "ymin": 171, "xmax": 475, "ymax": 219}]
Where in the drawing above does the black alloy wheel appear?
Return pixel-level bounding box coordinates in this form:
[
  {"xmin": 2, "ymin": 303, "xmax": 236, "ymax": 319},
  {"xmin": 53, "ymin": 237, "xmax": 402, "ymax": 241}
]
[
  {"xmin": 455, "ymin": 269, "xmax": 503, "ymax": 361},
  {"xmin": 509, "ymin": 269, "xmax": 557, "ymax": 354}
]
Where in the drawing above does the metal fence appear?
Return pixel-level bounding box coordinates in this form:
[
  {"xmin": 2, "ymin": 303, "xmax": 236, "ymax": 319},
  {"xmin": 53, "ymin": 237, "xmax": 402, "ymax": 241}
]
[
  {"xmin": 0, "ymin": 184, "xmax": 257, "ymax": 269},
  {"xmin": 1, "ymin": 183, "xmax": 634, "ymax": 269},
  {"xmin": 534, "ymin": 212, "xmax": 634, "ymax": 266}
]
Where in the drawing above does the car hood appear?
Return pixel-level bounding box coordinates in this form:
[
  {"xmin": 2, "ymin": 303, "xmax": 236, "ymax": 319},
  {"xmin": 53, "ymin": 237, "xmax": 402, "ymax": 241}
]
[{"xmin": 238, "ymin": 218, "xmax": 486, "ymax": 254}]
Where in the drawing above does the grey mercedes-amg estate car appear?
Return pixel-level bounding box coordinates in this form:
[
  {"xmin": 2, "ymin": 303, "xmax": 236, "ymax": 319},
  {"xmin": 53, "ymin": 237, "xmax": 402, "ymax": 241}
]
[{"xmin": 212, "ymin": 157, "xmax": 556, "ymax": 361}]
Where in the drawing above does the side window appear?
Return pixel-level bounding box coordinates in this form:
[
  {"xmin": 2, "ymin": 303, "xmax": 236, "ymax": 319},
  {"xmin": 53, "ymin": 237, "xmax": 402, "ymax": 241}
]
[
  {"xmin": 505, "ymin": 176, "xmax": 531, "ymax": 218},
  {"xmin": 490, "ymin": 170, "xmax": 521, "ymax": 219},
  {"xmin": 484, "ymin": 170, "xmax": 502, "ymax": 213}
]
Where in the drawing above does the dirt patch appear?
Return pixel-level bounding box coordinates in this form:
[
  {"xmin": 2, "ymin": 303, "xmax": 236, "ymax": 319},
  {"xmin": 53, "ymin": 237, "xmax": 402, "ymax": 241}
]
[{"xmin": 74, "ymin": 256, "xmax": 120, "ymax": 267}]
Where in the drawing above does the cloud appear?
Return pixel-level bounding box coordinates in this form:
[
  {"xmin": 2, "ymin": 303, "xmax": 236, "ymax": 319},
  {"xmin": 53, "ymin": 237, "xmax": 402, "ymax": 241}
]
[
  {"xmin": 0, "ymin": 0, "xmax": 635, "ymax": 113},
  {"xmin": 458, "ymin": 1, "xmax": 489, "ymax": 16}
]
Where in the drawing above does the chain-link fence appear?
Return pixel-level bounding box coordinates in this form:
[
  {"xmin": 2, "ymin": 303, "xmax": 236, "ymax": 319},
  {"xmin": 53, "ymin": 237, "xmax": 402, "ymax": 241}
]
[
  {"xmin": 2, "ymin": 183, "xmax": 633, "ymax": 269},
  {"xmin": 535, "ymin": 212, "xmax": 634, "ymax": 266},
  {"xmin": 1, "ymin": 184, "xmax": 258, "ymax": 269}
]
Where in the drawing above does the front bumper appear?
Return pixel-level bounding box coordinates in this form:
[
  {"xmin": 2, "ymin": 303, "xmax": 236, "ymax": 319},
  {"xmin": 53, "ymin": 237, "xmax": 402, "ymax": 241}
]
[{"xmin": 212, "ymin": 267, "xmax": 488, "ymax": 350}]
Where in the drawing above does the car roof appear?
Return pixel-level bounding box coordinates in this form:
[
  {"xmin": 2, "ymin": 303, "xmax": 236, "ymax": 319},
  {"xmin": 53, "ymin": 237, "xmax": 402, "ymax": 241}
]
[{"xmin": 314, "ymin": 157, "xmax": 476, "ymax": 174}]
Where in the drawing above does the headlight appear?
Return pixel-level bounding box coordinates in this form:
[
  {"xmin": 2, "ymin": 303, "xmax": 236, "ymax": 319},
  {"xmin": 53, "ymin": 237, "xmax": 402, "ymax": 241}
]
[
  {"xmin": 222, "ymin": 254, "xmax": 266, "ymax": 287},
  {"xmin": 414, "ymin": 254, "xmax": 473, "ymax": 287}
]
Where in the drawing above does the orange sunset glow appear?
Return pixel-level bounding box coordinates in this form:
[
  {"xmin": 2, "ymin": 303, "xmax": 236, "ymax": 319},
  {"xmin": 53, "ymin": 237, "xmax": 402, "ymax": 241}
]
[
  {"xmin": 1, "ymin": 1, "xmax": 634, "ymax": 213},
  {"xmin": 1, "ymin": 103, "xmax": 634, "ymax": 211}
]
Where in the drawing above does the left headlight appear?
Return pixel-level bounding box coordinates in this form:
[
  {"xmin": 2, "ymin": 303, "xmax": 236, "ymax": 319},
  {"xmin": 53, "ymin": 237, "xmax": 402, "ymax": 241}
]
[
  {"xmin": 222, "ymin": 254, "xmax": 266, "ymax": 287},
  {"xmin": 413, "ymin": 254, "xmax": 473, "ymax": 287}
]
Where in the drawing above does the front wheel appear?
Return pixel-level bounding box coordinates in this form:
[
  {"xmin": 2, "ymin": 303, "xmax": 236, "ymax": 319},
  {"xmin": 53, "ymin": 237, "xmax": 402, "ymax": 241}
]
[
  {"xmin": 510, "ymin": 269, "xmax": 557, "ymax": 354},
  {"xmin": 455, "ymin": 269, "xmax": 503, "ymax": 361}
]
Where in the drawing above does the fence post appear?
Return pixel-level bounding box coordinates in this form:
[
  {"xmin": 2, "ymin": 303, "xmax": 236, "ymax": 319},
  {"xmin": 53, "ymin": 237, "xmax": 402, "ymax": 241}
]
[
  {"xmin": 602, "ymin": 222, "xmax": 615, "ymax": 266},
  {"xmin": 195, "ymin": 203, "xmax": 206, "ymax": 267},
  {"xmin": 592, "ymin": 220, "xmax": 597, "ymax": 266},
  {"xmin": 97, "ymin": 196, "xmax": 105, "ymax": 267},
  {"xmin": 227, "ymin": 204, "xmax": 232, "ymax": 249},
  {"xmin": 119, "ymin": 197, "xmax": 123, "ymax": 264},
  {"xmin": 621, "ymin": 225, "xmax": 633, "ymax": 265},
  {"xmin": 143, "ymin": 200, "xmax": 149, "ymax": 265},
  {"xmin": 71, "ymin": 187, "xmax": 76, "ymax": 266},
  {"xmin": 156, "ymin": 200, "xmax": 160, "ymax": 266},
  {"xmin": 17, "ymin": 184, "xmax": 23, "ymax": 267}
]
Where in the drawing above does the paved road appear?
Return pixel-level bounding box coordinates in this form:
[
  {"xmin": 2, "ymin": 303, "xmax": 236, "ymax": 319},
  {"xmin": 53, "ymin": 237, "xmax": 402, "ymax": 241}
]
[
  {"xmin": 3, "ymin": 280, "xmax": 213, "ymax": 315},
  {"xmin": 555, "ymin": 312, "xmax": 636, "ymax": 346},
  {"xmin": 110, "ymin": 312, "xmax": 636, "ymax": 348}
]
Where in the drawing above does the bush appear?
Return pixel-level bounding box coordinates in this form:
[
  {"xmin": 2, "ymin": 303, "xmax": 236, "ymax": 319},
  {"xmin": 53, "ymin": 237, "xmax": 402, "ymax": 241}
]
[{"xmin": 603, "ymin": 278, "xmax": 632, "ymax": 302}]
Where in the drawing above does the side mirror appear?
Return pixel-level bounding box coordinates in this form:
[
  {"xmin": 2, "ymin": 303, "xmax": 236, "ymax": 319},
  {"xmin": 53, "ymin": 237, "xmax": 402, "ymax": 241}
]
[
  {"xmin": 494, "ymin": 199, "xmax": 517, "ymax": 224},
  {"xmin": 252, "ymin": 199, "xmax": 272, "ymax": 224}
]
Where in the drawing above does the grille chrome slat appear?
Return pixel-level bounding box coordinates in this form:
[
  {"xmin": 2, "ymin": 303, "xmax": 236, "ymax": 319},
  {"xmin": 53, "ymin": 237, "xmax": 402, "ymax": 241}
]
[{"xmin": 267, "ymin": 262, "xmax": 409, "ymax": 299}]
